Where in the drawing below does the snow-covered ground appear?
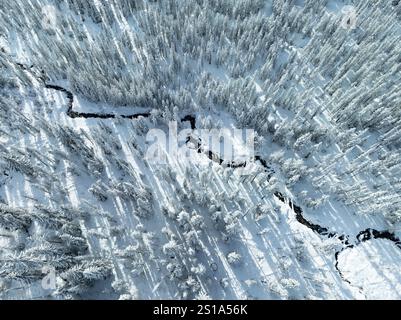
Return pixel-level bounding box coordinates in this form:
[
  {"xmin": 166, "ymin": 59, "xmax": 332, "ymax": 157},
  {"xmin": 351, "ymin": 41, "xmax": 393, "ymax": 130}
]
[
  {"xmin": 1, "ymin": 0, "xmax": 401, "ymax": 300},
  {"xmin": 338, "ymin": 239, "xmax": 401, "ymax": 300}
]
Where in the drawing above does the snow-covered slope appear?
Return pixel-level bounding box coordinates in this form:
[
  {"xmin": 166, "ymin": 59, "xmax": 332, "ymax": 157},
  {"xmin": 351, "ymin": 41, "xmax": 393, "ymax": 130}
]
[{"xmin": 1, "ymin": 0, "xmax": 401, "ymax": 300}]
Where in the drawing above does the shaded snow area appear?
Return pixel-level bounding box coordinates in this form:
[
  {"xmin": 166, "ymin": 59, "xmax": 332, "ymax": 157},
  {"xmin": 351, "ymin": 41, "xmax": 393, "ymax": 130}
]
[{"xmin": 1, "ymin": 0, "xmax": 401, "ymax": 300}]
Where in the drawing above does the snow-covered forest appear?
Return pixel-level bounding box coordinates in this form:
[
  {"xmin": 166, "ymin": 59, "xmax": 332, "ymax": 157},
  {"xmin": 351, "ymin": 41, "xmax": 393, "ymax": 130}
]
[{"xmin": 1, "ymin": 0, "xmax": 401, "ymax": 300}]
